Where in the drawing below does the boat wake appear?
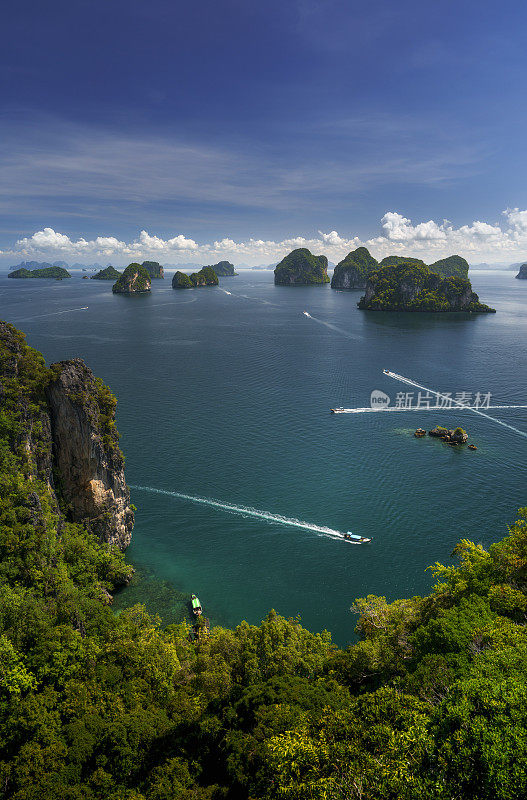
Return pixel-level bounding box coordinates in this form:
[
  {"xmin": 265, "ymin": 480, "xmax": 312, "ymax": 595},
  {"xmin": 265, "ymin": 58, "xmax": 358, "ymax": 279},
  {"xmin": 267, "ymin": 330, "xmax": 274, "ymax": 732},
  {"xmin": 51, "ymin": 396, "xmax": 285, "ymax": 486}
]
[
  {"xmin": 383, "ymin": 370, "xmax": 527, "ymax": 439},
  {"xmin": 12, "ymin": 306, "xmax": 89, "ymax": 323},
  {"xmin": 129, "ymin": 485, "xmax": 359, "ymax": 541},
  {"xmin": 332, "ymin": 404, "xmax": 527, "ymax": 414},
  {"xmin": 302, "ymin": 311, "xmax": 363, "ymax": 341}
]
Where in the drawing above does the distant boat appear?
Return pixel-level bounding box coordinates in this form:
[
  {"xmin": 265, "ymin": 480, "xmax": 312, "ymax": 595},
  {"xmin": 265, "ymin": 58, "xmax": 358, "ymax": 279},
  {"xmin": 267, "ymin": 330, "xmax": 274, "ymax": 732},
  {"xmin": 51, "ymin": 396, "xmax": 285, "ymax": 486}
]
[
  {"xmin": 343, "ymin": 532, "xmax": 372, "ymax": 544},
  {"xmin": 191, "ymin": 594, "xmax": 202, "ymax": 616},
  {"xmin": 330, "ymin": 407, "xmax": 345, "ymax": 413}
]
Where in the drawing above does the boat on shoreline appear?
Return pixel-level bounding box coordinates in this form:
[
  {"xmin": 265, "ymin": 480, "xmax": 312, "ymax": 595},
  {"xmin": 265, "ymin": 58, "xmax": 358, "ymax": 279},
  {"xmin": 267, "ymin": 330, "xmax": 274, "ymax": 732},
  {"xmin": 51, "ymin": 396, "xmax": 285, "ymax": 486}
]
[{"xmin": 191, "ymin": 594, "xmax": 202, "ymax": 616}]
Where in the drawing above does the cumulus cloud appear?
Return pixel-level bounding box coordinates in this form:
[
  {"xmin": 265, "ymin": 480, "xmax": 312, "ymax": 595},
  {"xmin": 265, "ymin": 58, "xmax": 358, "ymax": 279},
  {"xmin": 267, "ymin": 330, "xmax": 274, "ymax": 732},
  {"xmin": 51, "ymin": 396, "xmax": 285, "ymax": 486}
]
[{"xmin": 3, "ymin": 209, "xmax": 527, "ymax": 266}]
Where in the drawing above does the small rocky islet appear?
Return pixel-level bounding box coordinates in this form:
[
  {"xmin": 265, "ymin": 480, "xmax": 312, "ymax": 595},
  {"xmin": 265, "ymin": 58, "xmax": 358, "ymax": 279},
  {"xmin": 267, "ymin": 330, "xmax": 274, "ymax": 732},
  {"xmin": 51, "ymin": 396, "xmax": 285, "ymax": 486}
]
[
  {"xmin": 414, "ymin": 425, "xmax": 477, "ymax": 449},
  {"xmin": 516, "ymin": 263, "xmax": 527, "ymax": 279},
  {"xmin": 91, "ymin": 265, "xmax": 122, "ymax": 280},
  {"xmin": 112, "ymin": 263, "xmax": 152, "ymax": 294}
]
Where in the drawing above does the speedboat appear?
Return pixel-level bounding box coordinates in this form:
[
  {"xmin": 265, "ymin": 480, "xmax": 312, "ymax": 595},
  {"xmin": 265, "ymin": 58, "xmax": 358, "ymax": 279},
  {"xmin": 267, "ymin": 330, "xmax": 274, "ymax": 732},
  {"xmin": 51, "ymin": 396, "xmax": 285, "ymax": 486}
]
[{"xmin": 343, "ymin": 532, "xmax": 372, "ymax": 544}]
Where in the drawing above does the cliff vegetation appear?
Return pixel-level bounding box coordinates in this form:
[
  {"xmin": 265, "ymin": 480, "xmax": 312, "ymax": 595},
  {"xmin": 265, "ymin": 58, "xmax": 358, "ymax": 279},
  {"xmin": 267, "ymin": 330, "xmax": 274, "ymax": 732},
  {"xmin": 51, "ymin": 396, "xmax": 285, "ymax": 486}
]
[
  {"xmin": 274, "ymin": 248, "xmax": 329, "ymax": 285},
  {"xmin": 91, "ymin": 266, "xmax": 122, "ymax": 280},
  {"xmin": 331, "ymin": 247, "xmax": 378, "ymax": 290},
  {"xmin": 8, "ymin": 266, "xmax": 72, "ymax": 280},
  {"xmin": 205, "ymin": 260, "xmax": 238, "ymax": 276},
  {"xmin": 172, "ymin": 267, "xmax": 219, "ymax": 288},
  {"xmin": 358, "ymin": 263, "xmax": 495, "ymax": 312},
  {"xmin": 141, "ymin": 261, "xmax": 165, "ymax": 279},
  {"xmin": 112, "ymin": 264, "xmax": 151, "ymax": 294}
]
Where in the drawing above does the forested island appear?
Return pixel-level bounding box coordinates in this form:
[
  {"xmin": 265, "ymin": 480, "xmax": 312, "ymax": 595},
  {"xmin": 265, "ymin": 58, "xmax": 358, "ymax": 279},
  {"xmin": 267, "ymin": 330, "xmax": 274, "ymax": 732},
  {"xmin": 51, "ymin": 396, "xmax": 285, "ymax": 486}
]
[
  {"xmin": 141, "ymin": 261, "xmax": 164, "ymax": 279},
  {"xmin": 91, "ymin": 265, "xmax": 122, "ymax": 280},
  {"xmin": 205, "ymin": 260, "xmax": 238, "ymax": 276},
  {"xmin": 331, "ymin": 248, "xmax": 470, "ymax": 291},
  {"xmin": 516, "ymin": 263, "xmax": 527, "ymax": 279},
  {"xmin": 358, "ymin": 262, "xmax": 495, "ymax": 312},
  {"xmin": 172, "ymin": 266, "xmax": 219, "ymax": 288},
  {"xmin": 112, "ymin": 263, "xmax": 152, "ymax": 294},
  {"xmin": 8, "ymin": 265, "xmax": 71, "ymax": 279},
  {"xmin": 0, "ymin": 319, "xmax": 525, "ymax": 799},
  {"xmin": 274, "ymin": 248, "xmax": 329, "ymax": 285}
]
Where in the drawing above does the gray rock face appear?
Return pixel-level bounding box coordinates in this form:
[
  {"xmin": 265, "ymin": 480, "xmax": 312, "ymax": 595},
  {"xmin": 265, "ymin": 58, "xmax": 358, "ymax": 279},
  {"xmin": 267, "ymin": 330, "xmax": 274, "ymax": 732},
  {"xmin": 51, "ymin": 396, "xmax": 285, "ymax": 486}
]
[
  {"xmin": 46, "ymin": 359, "xmax": 134, "ymax": 549},
  {"xmin": 516, "ymin": 263, "xmax": 527, "ymax": 279}
]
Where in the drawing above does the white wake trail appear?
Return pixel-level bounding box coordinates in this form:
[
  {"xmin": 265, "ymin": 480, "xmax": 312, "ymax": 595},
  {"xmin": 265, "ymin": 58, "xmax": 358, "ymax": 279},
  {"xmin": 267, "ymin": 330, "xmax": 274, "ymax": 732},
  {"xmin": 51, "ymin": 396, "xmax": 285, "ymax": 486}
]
[
  {"xmin": 11, "ymin": 306, "xmax": 89, "ymax": 322},
  {"xmin": 333, "ymin": 405, "xmax": 527, "ymax": 414},
  {"xmin": 383, "ymin": 370, "xmax": 527, "ymax": 439},
  {"xmin": 129, "ymin": 485, "xmax": 358, "ymax": 541},
  {"xmin": 302, "ymin": 311, "xmax": 363, "ymax": 341}
]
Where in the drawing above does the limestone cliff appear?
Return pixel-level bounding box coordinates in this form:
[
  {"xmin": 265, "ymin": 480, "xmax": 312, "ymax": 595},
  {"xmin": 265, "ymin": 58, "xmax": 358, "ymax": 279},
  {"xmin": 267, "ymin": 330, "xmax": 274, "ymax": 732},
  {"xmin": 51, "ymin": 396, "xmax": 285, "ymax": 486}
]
[
  {"xmin": 46, "ymin": 359, "xmax": 134, "ymax": 549},
  {"xmin": 141, "ymin": 261, "xmax": 165, "ymax": 279},
  {"xmin": 331, "ymin": 247, "xmax": 378, "ymax": 290},
  {"xmin": 358, "ymin": 263, "xmax": 495, "ymax": 312},
  {"xmin": 0, "ymin": 321, "xmax": 134, "ymax": 551},
  {"xmin": 112, "ymin": 264, "xmax": 151, "ymax": 294},
  {"xmin": 274, "ymin": 248, "xmax": 329, "ymax": 285}
]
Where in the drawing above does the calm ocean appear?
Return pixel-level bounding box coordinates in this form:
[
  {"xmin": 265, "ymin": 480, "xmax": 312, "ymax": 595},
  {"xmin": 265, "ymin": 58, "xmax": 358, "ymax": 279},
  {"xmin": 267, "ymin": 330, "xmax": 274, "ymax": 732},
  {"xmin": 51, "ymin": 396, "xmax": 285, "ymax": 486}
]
[{"xmin": 1, "ymin": 268, "xmax": 526, "ymax": 644}]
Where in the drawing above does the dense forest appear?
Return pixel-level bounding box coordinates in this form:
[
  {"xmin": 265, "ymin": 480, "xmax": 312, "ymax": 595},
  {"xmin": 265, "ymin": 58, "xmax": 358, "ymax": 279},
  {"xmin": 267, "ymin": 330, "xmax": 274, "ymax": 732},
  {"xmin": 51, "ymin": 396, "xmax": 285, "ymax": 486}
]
[{"xmin": 1, "ymin": 321, "xmax": 526, "ymax": 799}]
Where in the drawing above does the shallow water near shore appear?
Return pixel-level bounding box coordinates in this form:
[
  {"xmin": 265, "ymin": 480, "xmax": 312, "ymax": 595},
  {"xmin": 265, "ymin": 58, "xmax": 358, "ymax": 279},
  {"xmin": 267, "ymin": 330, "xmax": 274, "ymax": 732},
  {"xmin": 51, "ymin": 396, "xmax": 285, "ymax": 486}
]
[{"xmin": 1, "ymin": 268, "xmax": 526, "ymax": 645}]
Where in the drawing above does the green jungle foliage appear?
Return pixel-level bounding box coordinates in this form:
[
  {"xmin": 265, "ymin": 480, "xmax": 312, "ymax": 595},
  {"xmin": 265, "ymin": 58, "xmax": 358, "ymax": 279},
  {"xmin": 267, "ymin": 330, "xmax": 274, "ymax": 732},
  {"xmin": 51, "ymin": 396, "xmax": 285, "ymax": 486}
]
[
  {"xmin": 172, "ymin": 271, "xmax": 194, "ymax": 289},
  {"xmin": 0, "ymin": 322, "xmax": 525, "ymax": 799},
  {"xmin": 8, "ymin": 267, "xmax": 72, "ymax": 280},
  {"xmin": 379, "ymin": 256, "xmax": 427, "ymax": 268},
  {"xmin": 190, "ymin": 266, "xmax": 219, "ymax": 286},
  {"xmin": 205, "ymin": 261, "xmax": 237, "ymax": 276},
  {"xmin": 331, "ymin": 247, "xmax": 378, "ymax": 288},
  {"xmin": 91, "ymin": 266, "xmax": 122, "ymax": 281},
  {"xmin": 274, "ymin": 249, "xmax": 330, "ymax": 285},
  {"xmin": 358, "ymin": 263, "xmax": 495, "ymax": 312},
  {"xmin": 429, "ymin": 255, "xmax": 470, "ymax": 280},
  {"xmin": 112, "ymin": 264, "xmax": 151, "ymax": 293},
  {"xmin": 141, "ymin": 262, "xmax": 164, "ymax": 279}
]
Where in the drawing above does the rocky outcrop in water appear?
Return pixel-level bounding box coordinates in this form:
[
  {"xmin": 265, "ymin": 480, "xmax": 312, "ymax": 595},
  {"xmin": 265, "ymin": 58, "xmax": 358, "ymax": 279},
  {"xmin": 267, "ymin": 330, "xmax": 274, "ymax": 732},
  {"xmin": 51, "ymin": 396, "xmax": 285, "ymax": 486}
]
[
  {"xmin": 274, "ymin": 248, "xmax": 329, "ymax": 285},
  {"xmin": 331, "ymin": 247, "xmax": 378, "ymax": 290},
  {"xmin": 91, "ymin": 266, "xmax": 122, "ymax": 280},
  {"xmin": 428, "ymin": 255, "xmax": 469, "ymax": 280},
  {"xmin": 206, "ymin": 260, "xmax": 238, "ymax": 276},
  {"xmin": 141, "ymin": 261, "xmax": 165, "ymax": 279},
  {"xmin": 358, "ymin": 263, "xmax": 495, "ymax": 312},
  {"xmin": 172, "ymin": 267, "xmax": 219, "ymax": 288},
  {"xmin": 516, "ymin": 263, "xmax": 527, "ymax": 279},
  {"xmin": 0, "ymin": 321, "xmax": 134, "ymax": 551},
  {"xmin": 46, "ymin": 360, "xmax": 134, "ymax": 549},
  {"xmin": 8, "ymin": 266, "xmax": 71, "ymax": 279},
  {"xmin": 112, "ymin": 264, "xmax": 151, "ymax": 294}
]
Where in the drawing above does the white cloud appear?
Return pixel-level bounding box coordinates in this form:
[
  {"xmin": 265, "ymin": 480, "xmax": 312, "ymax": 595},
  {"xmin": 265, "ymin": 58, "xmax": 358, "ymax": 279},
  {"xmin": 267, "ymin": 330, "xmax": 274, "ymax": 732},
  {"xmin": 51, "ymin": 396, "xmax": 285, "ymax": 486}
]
[{"xmin": 3, "ymin": 209, "xmax": 527, "ymax": 266}]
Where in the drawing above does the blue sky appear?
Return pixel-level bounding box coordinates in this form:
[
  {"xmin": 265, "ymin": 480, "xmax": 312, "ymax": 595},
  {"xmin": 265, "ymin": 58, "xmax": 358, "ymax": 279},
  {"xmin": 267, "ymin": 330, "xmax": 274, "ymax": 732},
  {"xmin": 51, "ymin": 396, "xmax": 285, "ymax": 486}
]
[{"xmin": 2, "ymin": 0, "xmax": 527, "ymax": 265}]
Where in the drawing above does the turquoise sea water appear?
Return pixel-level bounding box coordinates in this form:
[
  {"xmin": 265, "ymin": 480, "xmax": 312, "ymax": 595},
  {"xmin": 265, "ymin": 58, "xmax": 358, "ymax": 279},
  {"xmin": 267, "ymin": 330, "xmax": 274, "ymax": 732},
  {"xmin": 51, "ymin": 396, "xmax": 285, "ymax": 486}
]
[{"xmin": 1, "ymin": 269, "xmax": 526, "ymax": 644}]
